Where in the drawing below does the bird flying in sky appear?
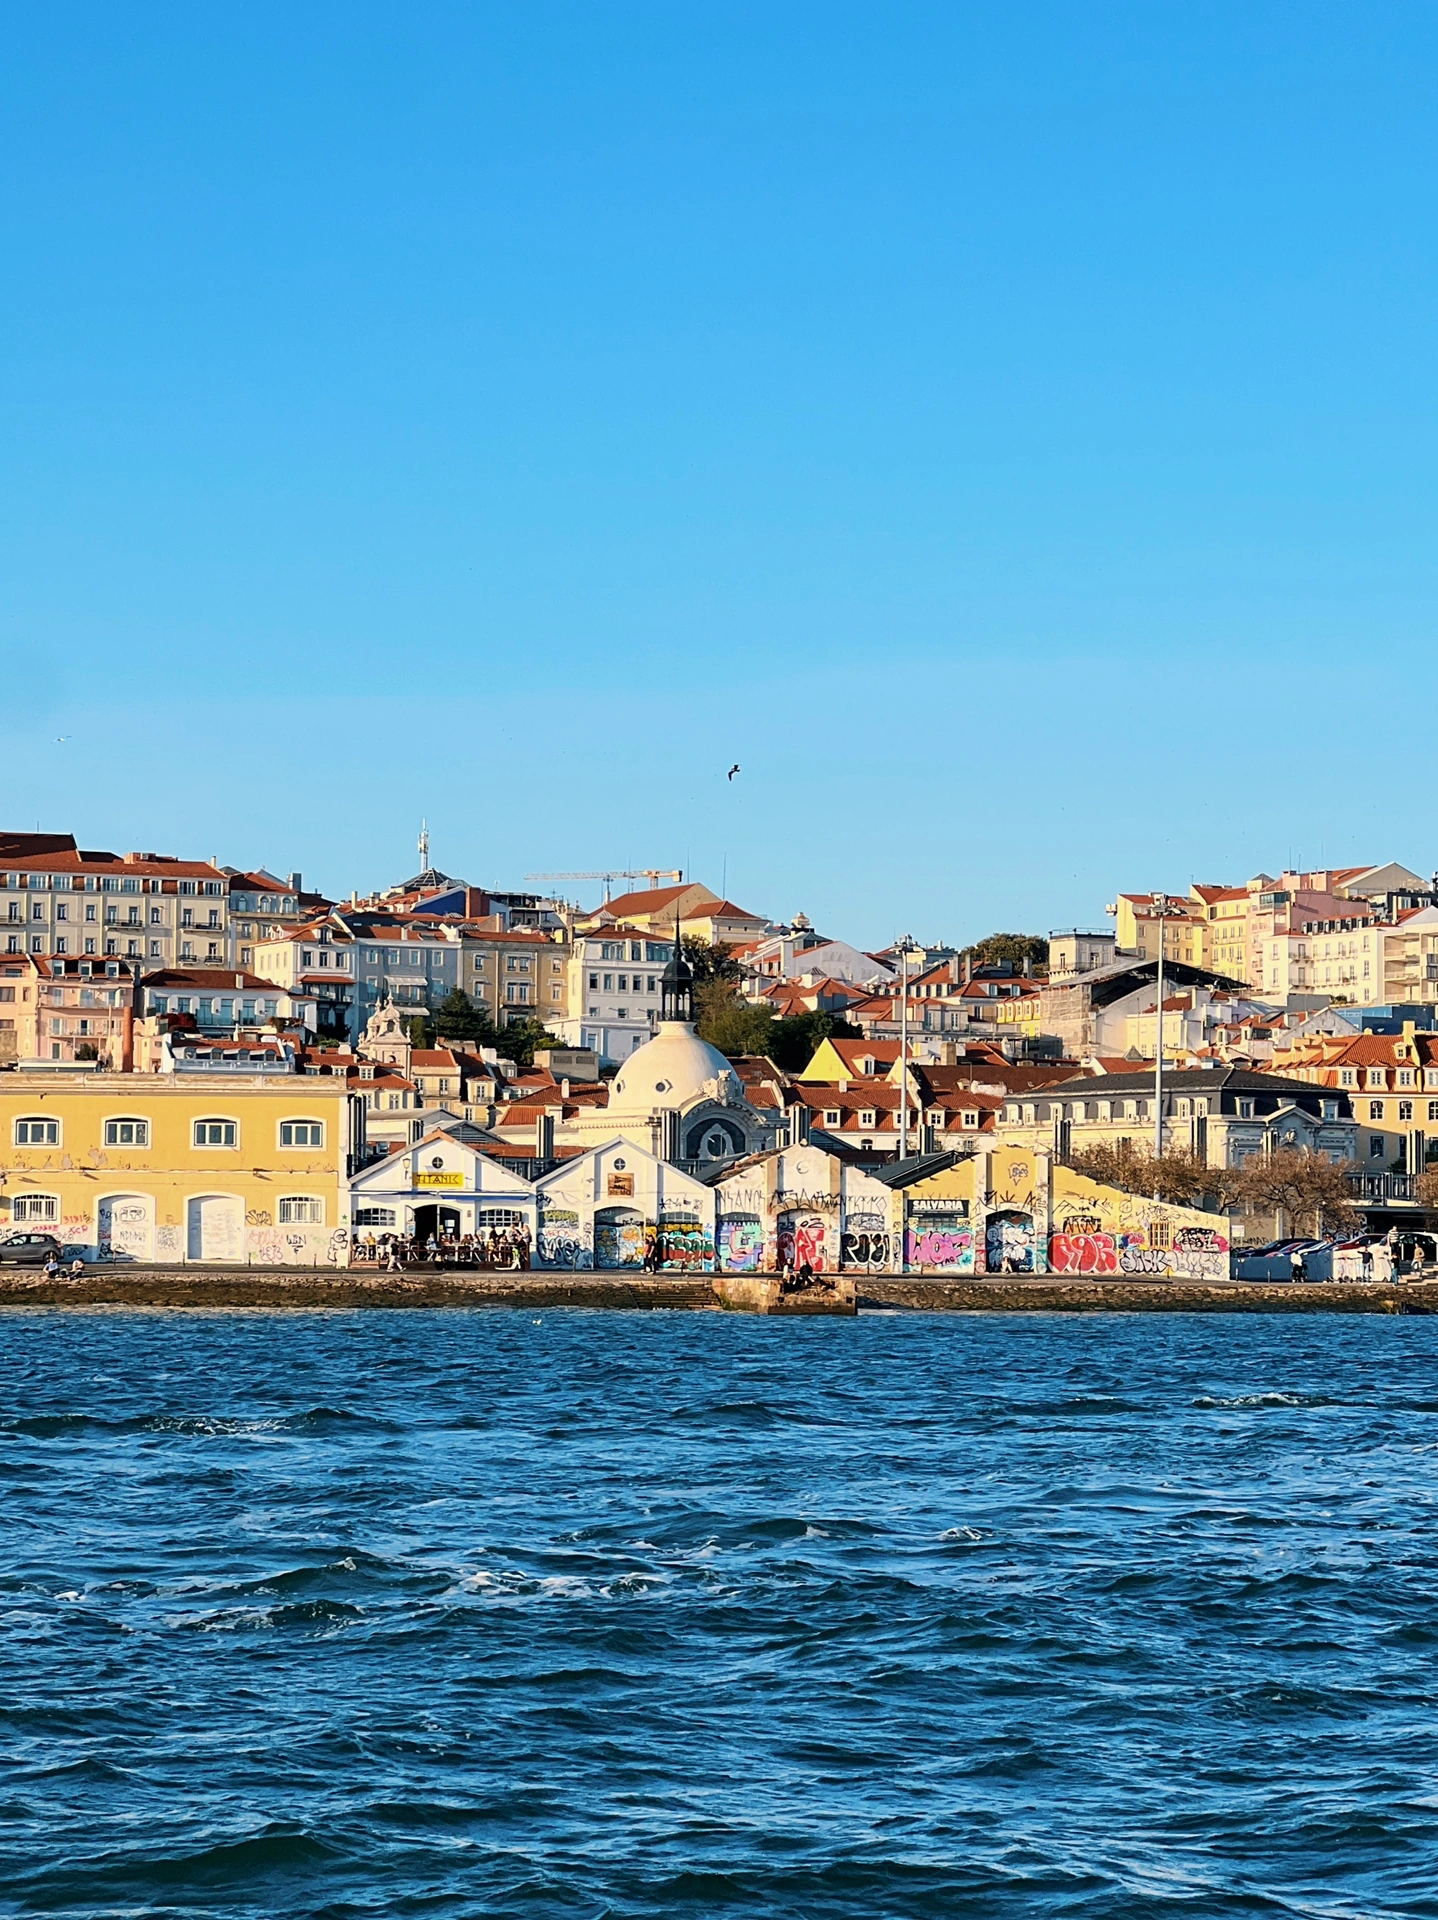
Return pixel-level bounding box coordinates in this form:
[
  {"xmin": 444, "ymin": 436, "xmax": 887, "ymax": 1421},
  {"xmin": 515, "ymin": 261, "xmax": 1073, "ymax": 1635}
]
[{"xmin": 727, "ymin": 763, "xmax": 740, "ymax": 780}]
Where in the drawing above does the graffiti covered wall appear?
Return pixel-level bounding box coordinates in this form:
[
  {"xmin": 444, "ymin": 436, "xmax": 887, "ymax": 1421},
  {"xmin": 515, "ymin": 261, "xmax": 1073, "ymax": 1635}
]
[{"xmin": 1048, "ymin": 1169, "xmax": 1229, "ymax": 1280}]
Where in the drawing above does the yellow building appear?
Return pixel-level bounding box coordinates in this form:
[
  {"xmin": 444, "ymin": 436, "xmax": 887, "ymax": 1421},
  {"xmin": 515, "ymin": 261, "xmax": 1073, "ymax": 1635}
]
[
  {"xmin": 892, "ymin": 1146, "xmax": 1230, "ymax": 1278},
  {"xmin": 0, "ymin": 1073, "xmax": 363, "ymax": 1263}
]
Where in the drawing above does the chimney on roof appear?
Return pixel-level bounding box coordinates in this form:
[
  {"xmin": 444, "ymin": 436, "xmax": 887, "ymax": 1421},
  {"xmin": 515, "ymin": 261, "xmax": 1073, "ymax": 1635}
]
[
  {"xmin": 288, "ymin": 872, "xmax": 301, "ymax": 892},
  {"xmin": 235, "ymin": 973, "xmax": 243, "ymax": 989}
]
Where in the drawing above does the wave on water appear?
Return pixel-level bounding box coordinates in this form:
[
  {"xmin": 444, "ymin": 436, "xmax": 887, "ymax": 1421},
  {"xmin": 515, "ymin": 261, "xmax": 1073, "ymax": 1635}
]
[{"xmin": 2, "ymin": 1308, "xmax": 1438, "ymax": 1917}]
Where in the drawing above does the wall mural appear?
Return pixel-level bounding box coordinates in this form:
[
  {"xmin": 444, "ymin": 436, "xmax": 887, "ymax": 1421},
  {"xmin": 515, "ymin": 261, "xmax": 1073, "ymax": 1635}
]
[
  {"xmin": 985, "ymin": 1210, "xmax": 1035, "ymax": 1273},
  {"xmin": 595, "ymin": 1206, "xmax": 647, "ymax": 1269},
  {"xmin": 717, "ymin": 1213, "xmax": 764, "ymax": 1272}
]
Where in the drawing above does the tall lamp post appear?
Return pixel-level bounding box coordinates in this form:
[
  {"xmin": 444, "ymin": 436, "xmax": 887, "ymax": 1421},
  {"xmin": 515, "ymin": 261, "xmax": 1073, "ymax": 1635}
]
[
  {"xmin": 1150, "ymin": 893, "xmax": 1180, "ymax": 1164},
  {"xmin": 895, "ymin": 936, "xmax": 918, "ymax": 1164},
  {"xmin": 894, "ymin": 935, "xmax": 919, "ymax": 1277}
]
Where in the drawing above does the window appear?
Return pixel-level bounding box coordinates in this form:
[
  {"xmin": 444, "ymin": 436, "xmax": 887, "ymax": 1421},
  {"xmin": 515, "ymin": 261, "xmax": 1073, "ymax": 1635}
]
[
  {"xmin": 1321, "ymin": 1101, "xmax": 1338, "ymax": 1122},
  {"xmin": 1370, "ymin": 1137, "xmax": 1386, "ymax": 1159},
  {"xmin": 589, "ymin": 973, "xmax": 599, "ymax": 989},
  {"xmin": 1369, "ymin": 1101, "xmax": 1384, "ymax": 1121},
  {"xmin": 617, "ymin": 974, "xmax": 627, "ymax": 991},
  {"xmin": 193, "ymin": 1119, "xmax": 237, "ymax": 1147},
  {"xmin": 1399, "ymin": 1101, "xmax": 1413, "ymax": 1122},
  {"xmin": 1428, "ymin": 1101, "xmax": 1438, "ymax": 1122},
  {"xmin": 601, "ymin": 942, "xmax": 623, "ymax": 961},
  {"xmin": 280, "ymin": 1120, "xmax": 324, "ymax": 1148},
  {"xmin": 1237, "ymin": 1099, "xmax": 1254, "ymax": 1119},
  {"xmin": 354, "ymin": 1208, "xmax": 396, "ymax": 1228},
  {"xmin": 104, "ymin": 1118, "xmax": 149, "ymax": 1146},
  {"xmin": 12, "ymin": 1195, "xmax": 58, "ymax": 1221},
  {"xmin": 278, "ymin": 1196, "xmax": 323, "ymax": 1224},
  {"xmin": 823, "ymin": 1108, "xmax": 841, "ymax": 1126},
  {"xmin": 14, "ymin": 1117, "xmax": 58, "ymax": 1146},
  {"xmin": 859, "ymin": 1109, "xmax": 876, "ymax": 1128}
]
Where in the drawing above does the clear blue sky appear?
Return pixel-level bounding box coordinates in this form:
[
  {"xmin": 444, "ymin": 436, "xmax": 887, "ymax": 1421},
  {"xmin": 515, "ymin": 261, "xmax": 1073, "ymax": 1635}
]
[{"xmin": 5, "ymin": 4, "xmax": 1437, "ymax": 945}]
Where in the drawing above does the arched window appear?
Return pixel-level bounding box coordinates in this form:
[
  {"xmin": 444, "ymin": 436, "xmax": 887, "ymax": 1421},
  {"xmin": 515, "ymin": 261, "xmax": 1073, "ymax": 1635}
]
[
  {"xmin": 279, "ymin": 1120, "xmax": 324, "ymax": 1148},
  {"xmin": 193, "ymin": 1118, "xmax": 237, "ymax": 1148},
  {"xmin": 278, "ymin": 1196, "xmax": 323, "ymax": 1224},
  {"xmin": 14, "ymin": 1117, "xmax": 58, "ymax": 1146},
  {"xmin": 12, "ymin": 1194, "xmax": 59, "ymax": 1221},
  {"xmin": 103, "ymin": 1117, "xmax": 150, "ymax": 1147}
]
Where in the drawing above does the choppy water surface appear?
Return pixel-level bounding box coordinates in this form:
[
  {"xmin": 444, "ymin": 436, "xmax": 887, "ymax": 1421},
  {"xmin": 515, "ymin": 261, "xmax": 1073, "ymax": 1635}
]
[{"xmin": 3, "ymin": 1309, "xmax": 1438, "ymax": 1918}]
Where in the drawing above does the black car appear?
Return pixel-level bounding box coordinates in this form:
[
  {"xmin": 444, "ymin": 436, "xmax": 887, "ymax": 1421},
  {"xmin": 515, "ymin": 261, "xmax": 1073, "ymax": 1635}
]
[{"xmin": 0, "ymin": 1233, "xmax": 63, "ymax": 1267}]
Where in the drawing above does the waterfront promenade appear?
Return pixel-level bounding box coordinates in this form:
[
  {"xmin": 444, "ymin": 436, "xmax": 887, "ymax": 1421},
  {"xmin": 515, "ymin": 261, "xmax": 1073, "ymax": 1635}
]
[{"xmin": 2, "ymin": 1267, "xmax": 1434, "ymax": 1314}]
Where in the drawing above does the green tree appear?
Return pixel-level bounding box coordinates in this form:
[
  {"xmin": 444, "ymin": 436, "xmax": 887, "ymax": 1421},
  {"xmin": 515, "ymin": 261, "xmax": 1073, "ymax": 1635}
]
[
  {"xmin": 433, "ymin": 987, "xmax": 494, "ymax": 1046},
  {"xmin": 694, "ymin": 979, "xmax": 776, "ymax": 1056},
  {"xmin": 681, "ymin": 936, "xmax": 740, "ymax": 984},
  {"xmin": 958, "ymin": 932, "xmax": 1049, "ymax": 976},
  {"xmin": 494, "ymin": 1017, "xmax": 563, "ymax": 1070}
]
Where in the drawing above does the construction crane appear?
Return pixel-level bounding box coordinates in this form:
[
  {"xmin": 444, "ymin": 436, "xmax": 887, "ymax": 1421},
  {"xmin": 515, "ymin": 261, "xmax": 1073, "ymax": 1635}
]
[{"xmin": 525, "ymin": 867, "xmax": 683, "ymax": 902}]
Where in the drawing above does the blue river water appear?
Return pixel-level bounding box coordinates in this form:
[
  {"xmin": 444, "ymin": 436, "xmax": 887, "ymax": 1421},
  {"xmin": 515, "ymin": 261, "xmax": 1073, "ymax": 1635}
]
[{"xmin": 3, "ymin": 1307, "xmax": 1438, "ymax": 1918}]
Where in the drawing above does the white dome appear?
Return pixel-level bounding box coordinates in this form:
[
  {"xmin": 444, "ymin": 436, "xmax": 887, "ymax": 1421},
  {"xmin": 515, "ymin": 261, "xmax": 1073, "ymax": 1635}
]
[{"xmin": 608, "ymin": 1021, "xmax": 743, "ymax": 1115}]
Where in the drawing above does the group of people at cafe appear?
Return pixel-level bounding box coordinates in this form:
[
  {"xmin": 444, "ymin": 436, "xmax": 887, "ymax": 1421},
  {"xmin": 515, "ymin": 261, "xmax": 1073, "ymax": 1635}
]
[{"xmin": 350, "ymin": 1225, "xmax": 533, "ymax": 1271}]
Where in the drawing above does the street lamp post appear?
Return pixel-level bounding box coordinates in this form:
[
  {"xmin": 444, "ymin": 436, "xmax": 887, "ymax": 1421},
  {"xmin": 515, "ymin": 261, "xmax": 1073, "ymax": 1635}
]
[
  {"xmin": 894, "ymin": 935, "xmax": 919, "ymax": 1277},
  {"xmin": 895, "ymin": 936, "xmax": 917, "ymax": 1164},
  {"xmin": 1150, "ymin": 893, "xmax": 1179, "ymax": 1164}
]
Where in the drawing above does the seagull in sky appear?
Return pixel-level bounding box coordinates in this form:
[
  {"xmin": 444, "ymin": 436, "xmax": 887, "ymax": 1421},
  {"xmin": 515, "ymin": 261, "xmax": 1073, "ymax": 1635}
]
[
  {"xmin": 727, "ymin": 763, "xmax": 740, "ymax": 781},
  {"xmin": 55, "ymin": 736, "xmax": 70, "ymax": 745}
]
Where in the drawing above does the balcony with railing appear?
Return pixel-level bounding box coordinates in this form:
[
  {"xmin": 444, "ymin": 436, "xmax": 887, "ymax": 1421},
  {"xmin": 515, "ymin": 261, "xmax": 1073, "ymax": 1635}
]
[{"xmin": 1347, "ymin": 1171, "xmax": 1419, "ymax": 1204}]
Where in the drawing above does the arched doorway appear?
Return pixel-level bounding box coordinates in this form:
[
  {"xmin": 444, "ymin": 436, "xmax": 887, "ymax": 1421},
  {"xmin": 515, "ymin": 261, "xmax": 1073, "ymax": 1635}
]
[
  {"xmin": 98, "ymin": 1193, "xmax": 154, "ymax": 1263},
  {"xmin": 985, "ymin": 1209, "xmax": 1035, "ymax": 1274},
  {"xmin": 187, "ymin": 1194, "xmax": 243, "ymax": 1263},
  {"xmin": 595, "ymin": 1206, "xmax": 646, "ymax": 1269}
]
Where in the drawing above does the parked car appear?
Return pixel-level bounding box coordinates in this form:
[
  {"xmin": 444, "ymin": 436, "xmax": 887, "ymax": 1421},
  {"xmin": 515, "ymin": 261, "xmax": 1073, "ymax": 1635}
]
[{"xmin": 0, "ymin": 1233, "xmax": 63, "ymax": 1267}]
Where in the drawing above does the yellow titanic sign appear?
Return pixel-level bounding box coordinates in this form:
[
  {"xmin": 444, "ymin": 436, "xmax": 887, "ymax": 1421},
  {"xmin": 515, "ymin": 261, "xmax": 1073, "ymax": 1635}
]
[{"xmin": 414, "ymin": 1171, "xmax": 463, "ymax": 1189}]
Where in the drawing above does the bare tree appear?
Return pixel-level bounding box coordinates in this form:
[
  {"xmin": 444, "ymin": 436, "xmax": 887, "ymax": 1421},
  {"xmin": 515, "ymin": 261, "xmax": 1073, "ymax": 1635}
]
[
  {"xmin": 1227, "ymin": 1150, "xmax": 1358, "ymax": 1238},
  {"xmin": 1064, "ymin": 1142, "xmax": 1226, "ymax": 1207}
]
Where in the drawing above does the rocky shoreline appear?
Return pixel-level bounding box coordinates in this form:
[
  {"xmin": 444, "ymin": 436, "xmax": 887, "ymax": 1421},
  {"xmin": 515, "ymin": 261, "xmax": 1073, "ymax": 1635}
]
[{"xmin": 0, "ymin": 1267, "xmax": 1435, "ymax": 1313}]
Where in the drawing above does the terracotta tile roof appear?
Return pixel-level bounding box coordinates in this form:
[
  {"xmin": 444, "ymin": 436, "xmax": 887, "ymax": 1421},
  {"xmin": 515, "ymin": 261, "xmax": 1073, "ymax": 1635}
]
[
  {"xmin": 595, "ymin": 885, "xmax": 692, "ymax": 916},
  {"xmin": 142, "ymin": 968, "xmax": 279, "ymax": 991}
]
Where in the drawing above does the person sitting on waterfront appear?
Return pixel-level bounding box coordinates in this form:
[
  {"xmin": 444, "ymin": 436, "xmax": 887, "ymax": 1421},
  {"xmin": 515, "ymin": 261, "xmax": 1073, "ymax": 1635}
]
[
  {"xmin": 69, "ymin": 1257, "xmax": 84, "ymax": 1278},
  {"xmin": 43, "ymin": 1254, "xmax": 62, "ymax": 1278}
]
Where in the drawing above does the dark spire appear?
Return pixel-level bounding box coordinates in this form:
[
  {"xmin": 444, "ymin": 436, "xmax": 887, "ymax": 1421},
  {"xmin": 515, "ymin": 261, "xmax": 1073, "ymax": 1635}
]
[{"xmin": 660, "ymin": 912, "xmax": 693, "ymax": 1023}]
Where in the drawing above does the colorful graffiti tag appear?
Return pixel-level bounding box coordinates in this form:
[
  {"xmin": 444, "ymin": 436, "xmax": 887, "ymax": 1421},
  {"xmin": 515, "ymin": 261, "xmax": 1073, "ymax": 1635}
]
[
  {"xmin": 777, "ymin": 1213, "xmax": 827, "ymax": 1272},
  {"xmin": 537, "ymin": 1206, "xmax": 591, "ymax": 1269},
  {"xmin": 840, "ymin": 1210, "xmax": 892, "ymax": 1271},
  {"xmin": 658, "ymin": 1215, "xmax": 714, "ymax": 1272},
  {"xmin": 904, "ymin": 1223, "xmax": 974, "ymax": 1272},
  {"xmin": 1049, "ymin": 1230, "xmax": 1119, "ymax": 1275}
]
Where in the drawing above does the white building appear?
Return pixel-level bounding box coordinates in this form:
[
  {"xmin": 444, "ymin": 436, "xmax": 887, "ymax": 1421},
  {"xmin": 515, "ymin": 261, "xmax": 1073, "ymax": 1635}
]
[{"xmin": 555, "ymin": 923, "xmax": 677, "ymax": 1066}]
